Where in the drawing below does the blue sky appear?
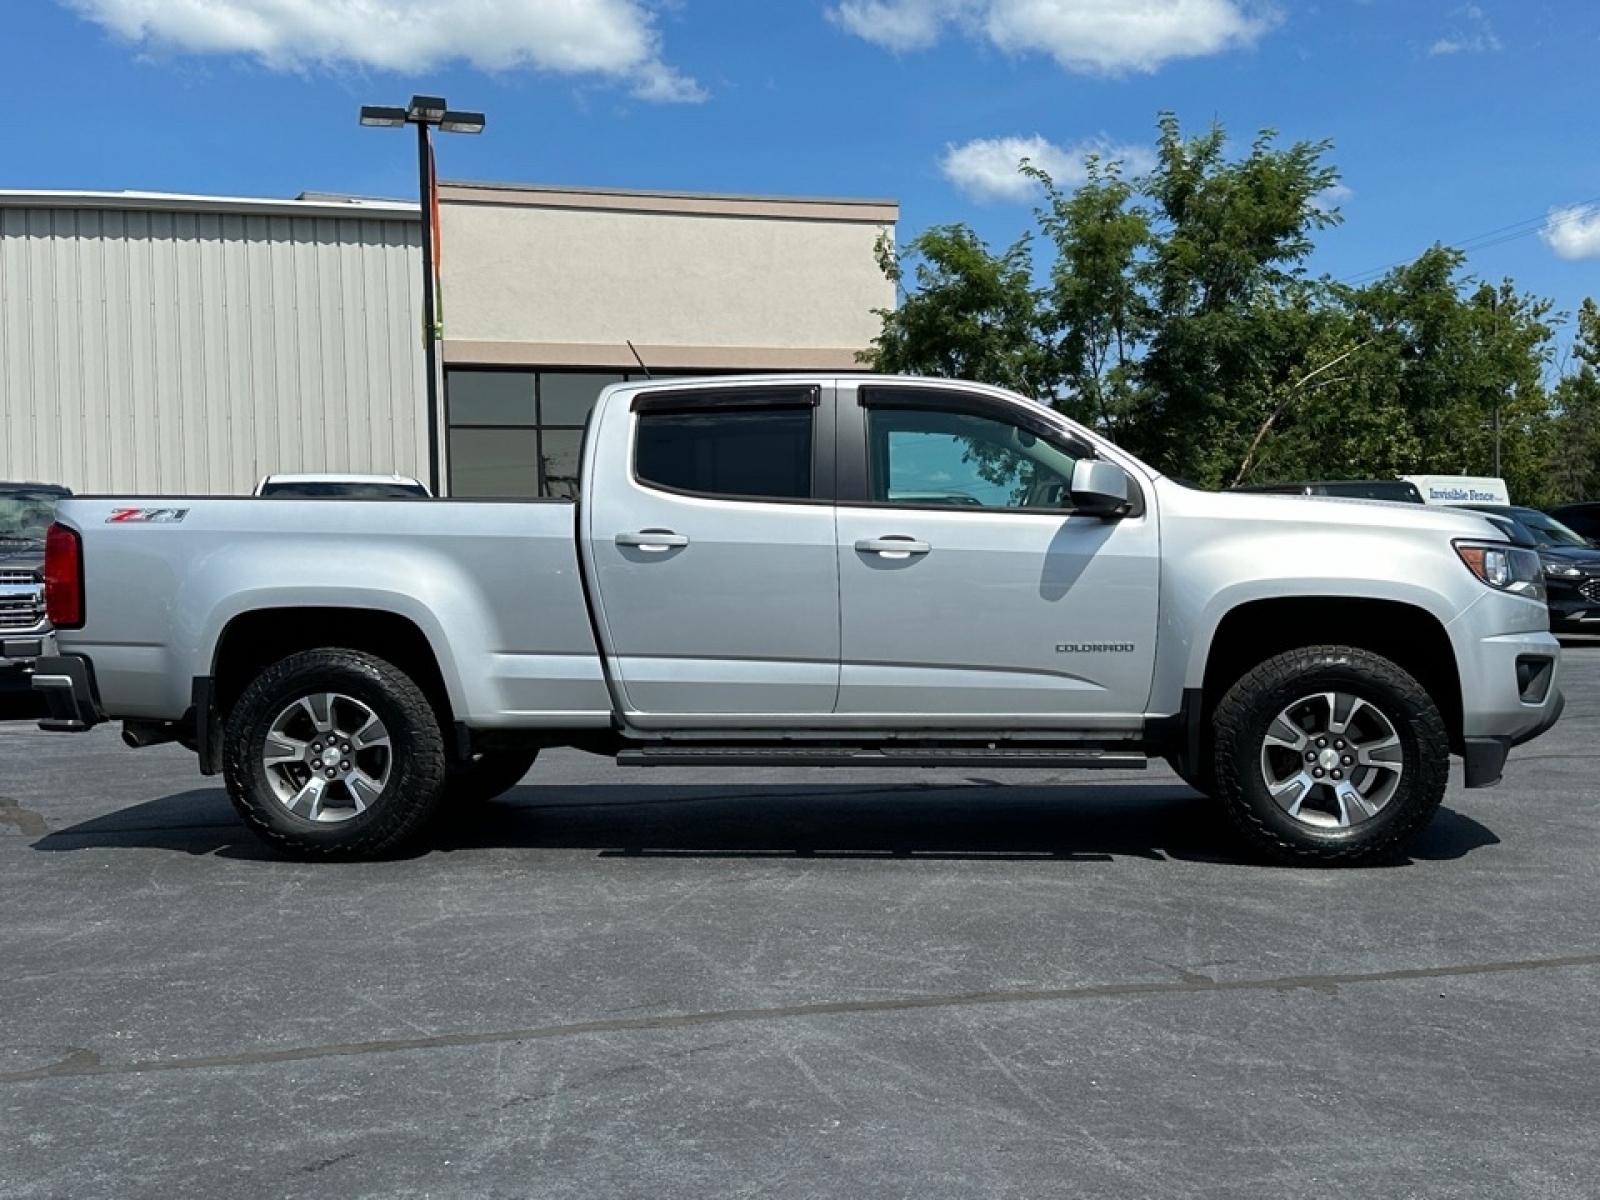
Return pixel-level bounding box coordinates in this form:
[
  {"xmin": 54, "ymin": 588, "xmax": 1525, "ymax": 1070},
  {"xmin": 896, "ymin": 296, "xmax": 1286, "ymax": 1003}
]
[{"xmin": 7, "ymin": 1, "xmax": 1600, "ymax": 367}]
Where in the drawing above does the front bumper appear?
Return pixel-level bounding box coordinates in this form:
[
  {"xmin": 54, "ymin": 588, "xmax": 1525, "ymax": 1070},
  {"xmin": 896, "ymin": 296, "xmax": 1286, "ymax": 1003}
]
[
  {"xmin": 1, "ymin": 636, "xmax": 47, "ymax": 692},
  {"xmin": 1448, "ymin": 584, "xmax": 1564, "ymax": 786},
  {"xmin": 1545, "ymin": 575, "xmax": 1599, "ymax": 627},
  {"xmin": 1462, "ymin": 688, "xmax": 1565, "ymax": 788}
]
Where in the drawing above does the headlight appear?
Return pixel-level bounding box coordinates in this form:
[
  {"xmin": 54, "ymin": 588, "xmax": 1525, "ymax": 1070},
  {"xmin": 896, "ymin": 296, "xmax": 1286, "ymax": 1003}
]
[
  {"xmin": 1542, "ymin": 558, "xmax": 1582, "ymax": 578},
  {"xmin": 1454, "ymin": 540, "xmax": 1546, "ymax": 602}
]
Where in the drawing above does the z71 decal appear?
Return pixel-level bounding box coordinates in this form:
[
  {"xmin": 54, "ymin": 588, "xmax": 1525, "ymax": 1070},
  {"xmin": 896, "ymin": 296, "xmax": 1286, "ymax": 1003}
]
[{"xmin": 106, "ymin": 508, "xmax": 190, "ymax": 524}]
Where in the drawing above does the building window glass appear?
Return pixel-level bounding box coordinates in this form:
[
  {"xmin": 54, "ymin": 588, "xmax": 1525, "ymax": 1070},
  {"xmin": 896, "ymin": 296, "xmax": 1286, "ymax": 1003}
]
[
  {"xmin": 542, "ymin": 373, "xmax": 622, "ymax": 426},
  {"xmin": 448, "ymin": 371, "xmax": 536, "ymax": 426},
  {"xmin": 448, "ymin": 428, "xmax": 542, "ymax": 497},
  {"xmin": 445, "ymin": 368, "xmax": 742, "ymax": 499},
  {"xmin": 539, "ymin": 428, "xmax": 586, "ymax": 500}
]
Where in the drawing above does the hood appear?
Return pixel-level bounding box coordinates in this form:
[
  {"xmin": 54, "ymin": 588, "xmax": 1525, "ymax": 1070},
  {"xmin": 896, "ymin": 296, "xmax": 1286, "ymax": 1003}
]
[
  {"xmin": 0, "ymin": 539, "xmax": 45, "ymax": 569},
  {"xmin": 1538, "ymin": 544, "xmax": 1600, "ymax": 567},
  {"xmin": 1171, "ymin": 482, "xmax": 1503, "ymax": 538}
]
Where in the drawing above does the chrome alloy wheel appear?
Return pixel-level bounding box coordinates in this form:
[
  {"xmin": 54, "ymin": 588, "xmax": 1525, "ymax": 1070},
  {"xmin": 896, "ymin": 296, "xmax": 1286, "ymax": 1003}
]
[
  {"xmin": 1259, "ymin": 690, "xmax": 1404, "ymax": 829},
  {"xmin": 261, "ymin": 692, "xmax": 393, "ymax": 823}
]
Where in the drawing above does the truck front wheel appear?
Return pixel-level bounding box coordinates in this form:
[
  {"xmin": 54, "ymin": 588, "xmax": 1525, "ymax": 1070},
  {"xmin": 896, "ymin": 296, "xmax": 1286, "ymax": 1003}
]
[
  {"xmin": 222, "ymin": 649, "xmax": 447, "ymax": 859},
  {"xmin": 1212, "ymin": 645, "xmax": 1448, "ymax": 866}
]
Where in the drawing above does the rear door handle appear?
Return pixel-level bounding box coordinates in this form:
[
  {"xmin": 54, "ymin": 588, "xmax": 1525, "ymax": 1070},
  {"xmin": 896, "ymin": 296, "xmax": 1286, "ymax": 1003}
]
[
  {"xmin": 854, "ymin": 536, "xmax": 931, "ymax": 558},
  {"xmin": 616, "ymin": 529, "xmax": 690, "ymax": 551}
]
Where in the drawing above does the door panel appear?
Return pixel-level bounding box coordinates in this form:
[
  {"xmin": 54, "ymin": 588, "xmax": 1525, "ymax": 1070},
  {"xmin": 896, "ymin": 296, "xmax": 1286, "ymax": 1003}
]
[
  {"xmin": 837, "ymin": 508, "xmax": 1158, "ymax": 716},
  {"xmin": 835, "ymin": 388, "xmax": 1159, "ymax": 720},
  {"xmin": 583, "ymin": 385, "xmax": 840, "ymax": 719}
]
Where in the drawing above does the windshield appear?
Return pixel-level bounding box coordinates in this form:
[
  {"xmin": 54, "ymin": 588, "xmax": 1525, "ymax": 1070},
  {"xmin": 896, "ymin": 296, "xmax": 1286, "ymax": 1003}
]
[
  {"xmin": 0, "ymin": 489, "xmax": 66, "ymax": 541},
  {"xmin": 1511, "ymin": 507, "xmax": 1590, "ymax": 549}
]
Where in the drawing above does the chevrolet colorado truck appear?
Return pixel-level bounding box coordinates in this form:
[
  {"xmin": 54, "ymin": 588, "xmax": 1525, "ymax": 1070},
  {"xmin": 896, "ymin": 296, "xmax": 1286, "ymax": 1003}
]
[{"xmin": 33, "ymin": 375, "xmax": 1564, "ymax": 865}]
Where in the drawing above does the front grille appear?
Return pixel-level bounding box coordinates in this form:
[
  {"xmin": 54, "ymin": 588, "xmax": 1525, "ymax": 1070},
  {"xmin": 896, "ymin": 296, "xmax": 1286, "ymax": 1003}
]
[
  {"xmin": 1581, "ymin": 578, "xmax": 1600, "ymax": 605},
  {"xmin": 0, "ymin": 591, "xmax": 45, "ymax": 632},
  {"xmin": 0, "ymin": 569, "xmax": 39, "ymax": 586}
]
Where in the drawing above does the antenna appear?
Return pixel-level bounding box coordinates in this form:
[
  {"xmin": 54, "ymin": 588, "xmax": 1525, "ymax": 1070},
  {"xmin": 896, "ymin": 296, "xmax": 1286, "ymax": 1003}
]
[{"xmin": 626, "ymin": 340, "xmax": 653, "ymax": 379}]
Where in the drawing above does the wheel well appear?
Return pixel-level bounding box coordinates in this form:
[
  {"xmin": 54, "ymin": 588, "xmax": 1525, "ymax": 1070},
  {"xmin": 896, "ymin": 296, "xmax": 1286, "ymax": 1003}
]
[
  {"xmin": 1201, "ymin": 598, "xmax": 1464, "ymax": 750},
  {"xmin": 211, "ymin": 608, "xmax": 454, "ymax": 734}
]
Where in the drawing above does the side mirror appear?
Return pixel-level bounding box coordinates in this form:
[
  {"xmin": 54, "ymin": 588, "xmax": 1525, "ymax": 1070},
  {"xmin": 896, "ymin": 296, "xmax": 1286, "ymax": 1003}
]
[{"xmin": 1069, "ymin": 459, "xmax": 1132, "ymax": 517}]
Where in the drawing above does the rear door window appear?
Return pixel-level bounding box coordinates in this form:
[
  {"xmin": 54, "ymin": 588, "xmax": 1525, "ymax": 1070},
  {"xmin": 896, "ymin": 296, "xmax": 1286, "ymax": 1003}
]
[{"xmin": 633, "ymin": 387, "xmax": 818, "ymax": 501}]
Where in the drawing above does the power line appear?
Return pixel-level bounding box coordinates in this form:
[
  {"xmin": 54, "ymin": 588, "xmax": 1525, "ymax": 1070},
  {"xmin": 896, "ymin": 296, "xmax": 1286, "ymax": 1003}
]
[{"xmin": 1338, "ymin": 193, "xmax": 1600, "ymax": 286}]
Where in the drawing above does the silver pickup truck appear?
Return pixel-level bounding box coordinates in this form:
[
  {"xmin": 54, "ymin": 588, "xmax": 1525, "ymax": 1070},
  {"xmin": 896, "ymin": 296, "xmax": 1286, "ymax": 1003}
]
[{"xmin": 34, "ymin": 374, "xmax": 1563, "ymax": 865}]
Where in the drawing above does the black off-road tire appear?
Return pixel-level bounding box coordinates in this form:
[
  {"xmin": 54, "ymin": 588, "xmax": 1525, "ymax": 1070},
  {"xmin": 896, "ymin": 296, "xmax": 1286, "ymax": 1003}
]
[
  {"xmin": 222, "ymin": 649, "xmax": 448, "ymax": 860},
  {"xmin": 1212, "ymin": 645, "xmax": 1449, "ymax": 866},
  {"xmin": 445, "ymin": 748, "xmax": 540, "ymax": 807}
]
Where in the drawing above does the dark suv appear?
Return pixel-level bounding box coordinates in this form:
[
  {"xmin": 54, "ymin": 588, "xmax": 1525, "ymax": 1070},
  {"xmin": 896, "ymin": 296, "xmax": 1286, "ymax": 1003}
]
[
  {"xmin": 1458, "ymin": 503, "xmax": 1600, "ymax": 633},
  {"xmin": 0, "ymin": 482, "xmax": 72, "ymax": 699},
  {"xmin": 1545, "ymin": 502, "xmax": 1600, "ymax": 544}
]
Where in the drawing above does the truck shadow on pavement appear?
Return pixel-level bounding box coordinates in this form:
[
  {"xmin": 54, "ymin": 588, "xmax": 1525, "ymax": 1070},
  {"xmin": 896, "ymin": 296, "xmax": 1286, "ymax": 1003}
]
[{"xmin": 30, "ymin": 778, "xmax": 1500, "ymax": 867}]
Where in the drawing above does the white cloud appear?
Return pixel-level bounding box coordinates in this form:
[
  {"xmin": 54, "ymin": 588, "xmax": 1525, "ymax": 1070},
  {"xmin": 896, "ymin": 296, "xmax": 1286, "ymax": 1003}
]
[
  {"xmin": 829, "ymin": 0, "xmax": 1275, "ymax": 74},
  {"xmin": 829, "ymin": 0, "xmax": 963, "ymax": 50},
  {"xmin": 1429, "ymin": 5, "xmax": 1501, "ymax": 55},
  {"xmin": 1540, "ymin": 205, "xmax": 1600, "ymax": 261},
  {"xmin": 940, "ymin": 135, "xmax": 1154, "ymax": 202},
  {"xmin": 62, "ymin": 0, "xmax": 705, "ymax": 102},
  {"xmin": 1310, "ymin": 182, "xmax": 1353, "ymax": 214}
]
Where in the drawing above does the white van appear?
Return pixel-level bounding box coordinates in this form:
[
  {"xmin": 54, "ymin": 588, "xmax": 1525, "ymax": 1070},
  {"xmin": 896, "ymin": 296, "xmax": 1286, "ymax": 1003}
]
[{"xmin": 1401, "ymin": 475, "xmax": 1510, "ymax": 506}]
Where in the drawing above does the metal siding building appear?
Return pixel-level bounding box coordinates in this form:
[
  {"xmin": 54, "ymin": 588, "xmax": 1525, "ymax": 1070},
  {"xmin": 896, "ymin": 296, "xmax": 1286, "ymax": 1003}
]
[{"xmin": 0, "ymin": 192, "xmax": 424, "ymax": 495}]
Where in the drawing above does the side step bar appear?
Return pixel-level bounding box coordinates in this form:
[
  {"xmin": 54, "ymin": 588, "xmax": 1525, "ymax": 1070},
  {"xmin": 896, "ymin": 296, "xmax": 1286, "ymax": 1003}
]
[{"xmin": 618, "ymin": 746, "xmax": 1149, "ymax": 769}]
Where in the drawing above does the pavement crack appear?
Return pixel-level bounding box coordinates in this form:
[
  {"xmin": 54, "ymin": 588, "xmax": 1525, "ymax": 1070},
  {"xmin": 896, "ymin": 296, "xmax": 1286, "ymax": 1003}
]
[{"xmin": 4, "ymin": 950, "xmax": 1598, "ymax": 1087}]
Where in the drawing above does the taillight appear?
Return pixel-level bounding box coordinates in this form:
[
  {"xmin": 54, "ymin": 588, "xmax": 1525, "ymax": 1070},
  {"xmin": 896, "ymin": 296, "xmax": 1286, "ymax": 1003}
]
[{"xmin": 44, "ymin": 522, "xmax": 84, "ymax": 629}]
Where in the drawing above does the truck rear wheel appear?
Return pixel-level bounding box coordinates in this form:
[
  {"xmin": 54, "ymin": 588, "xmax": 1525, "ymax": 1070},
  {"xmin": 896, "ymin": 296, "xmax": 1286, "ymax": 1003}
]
[
  {"xmin": 222, "ymin": 649, "xmax": 447, "ymax": 859},
  {"xmin": 1212, "ymin": 645, "xmax": 1448, "ymax": 866}
]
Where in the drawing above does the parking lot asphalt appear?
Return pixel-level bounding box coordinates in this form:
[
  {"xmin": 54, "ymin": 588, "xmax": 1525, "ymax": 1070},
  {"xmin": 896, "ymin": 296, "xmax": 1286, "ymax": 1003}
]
[{"xmin": 2, "ymin": 642, "xmax": 1598, "ymax": 1199}]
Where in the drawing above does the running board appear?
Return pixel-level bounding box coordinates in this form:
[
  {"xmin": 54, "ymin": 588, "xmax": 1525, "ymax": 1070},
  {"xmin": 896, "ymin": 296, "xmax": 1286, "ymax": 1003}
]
[{"xmin": 617, "ymin": 746, "xmax": 1149, "ymax": 769}]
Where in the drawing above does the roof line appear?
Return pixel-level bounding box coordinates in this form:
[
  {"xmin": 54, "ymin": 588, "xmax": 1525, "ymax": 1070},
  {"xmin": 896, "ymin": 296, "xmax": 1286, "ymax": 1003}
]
[
  {"xmin": 0, "ymin": 189, "xmax": 419, "ymax": 220},
  {"xmin": 439, "ymin": 178, "xmax": 899, "ymax": 210}
]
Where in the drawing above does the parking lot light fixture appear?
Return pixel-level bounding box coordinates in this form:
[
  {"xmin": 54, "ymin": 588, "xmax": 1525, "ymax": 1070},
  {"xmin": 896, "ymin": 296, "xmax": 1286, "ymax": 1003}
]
[
  {"xmin": 407, "ymin": 95, "xmax": 449, "ymax": 123},
  {"xmin": 359, "ymin": 93, "xmax": 486, "ymax": 496},
  {"xmin": 358, "ymin": 105, "xmax": 407, "ymax": 128},
  {"xmin": 440, "ymin": 111, "xmax": 487, "ymax": 134}
]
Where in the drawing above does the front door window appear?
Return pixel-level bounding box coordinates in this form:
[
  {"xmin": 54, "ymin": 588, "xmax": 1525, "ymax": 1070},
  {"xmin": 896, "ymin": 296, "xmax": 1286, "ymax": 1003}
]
[{"xmin": 869, "ymin": 407, "xmax": 1079, "ymax": 511}]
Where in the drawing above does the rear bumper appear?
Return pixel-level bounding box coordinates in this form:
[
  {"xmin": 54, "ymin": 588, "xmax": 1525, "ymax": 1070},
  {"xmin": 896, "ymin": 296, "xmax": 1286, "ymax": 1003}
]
[{"xmin": 31, "ymin": 653, "xmax": 105, "ymax": 732}]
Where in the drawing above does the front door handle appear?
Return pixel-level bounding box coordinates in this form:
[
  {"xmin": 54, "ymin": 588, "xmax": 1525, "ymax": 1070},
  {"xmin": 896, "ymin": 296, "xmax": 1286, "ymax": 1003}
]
[
  {"xmin": 854, "ymin": 536, "xmax": 931, "ymax": 558},
  {"xmin": 616, "ymin": 529, "xmax": 690, "ymax": 551}
]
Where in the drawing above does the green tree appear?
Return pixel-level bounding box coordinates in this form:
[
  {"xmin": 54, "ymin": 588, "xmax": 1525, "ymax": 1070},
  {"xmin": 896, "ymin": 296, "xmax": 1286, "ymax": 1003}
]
[
  {"xmin": 861, "ymin": 112, "xmax": 1568, "ymax": 497},
  {"xmin": 1310, "ymin": 249, "xmax": 1555, "ymax": 500},
  {"xmin": 1132, "ymin": 116, "xmax": 1341, "ymax": 485},
  {"xmin": 1547, "ymin": 298, "xmax": 1600, "ymax": 502},
  {"xmin": 1028, "ymin": 155, "xmax": 1152, "ymax": 439},
  {"xmin": 859, "ymin": 225, "xmax": 1054, "ymax": 398}
]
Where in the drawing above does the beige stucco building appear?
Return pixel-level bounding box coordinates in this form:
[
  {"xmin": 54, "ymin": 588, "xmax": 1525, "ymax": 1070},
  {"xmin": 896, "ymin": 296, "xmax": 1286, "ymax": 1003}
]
[
  {"xmin": 0, "ymin": 182, "xmax": 898, "ymax": 497},
  {"xmin": 435, "ymin": 182, "xmax": 897, "ymax": 497}
]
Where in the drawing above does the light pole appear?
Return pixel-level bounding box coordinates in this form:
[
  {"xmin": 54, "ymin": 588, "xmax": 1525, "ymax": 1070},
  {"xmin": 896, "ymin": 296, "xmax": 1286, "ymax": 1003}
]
[{"xmin": 360, "ymin": 95, "xmax": 486, "ymax": 496}]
